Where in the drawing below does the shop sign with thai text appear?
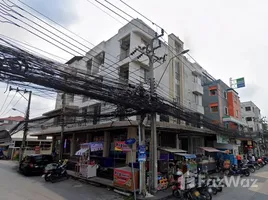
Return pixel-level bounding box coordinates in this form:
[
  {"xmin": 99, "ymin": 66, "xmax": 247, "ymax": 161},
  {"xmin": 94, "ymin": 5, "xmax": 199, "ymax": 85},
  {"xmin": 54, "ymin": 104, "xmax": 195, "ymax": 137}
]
[{"xmin": 114, "ymin": 141, "xmax": 131, "ymax": 152}]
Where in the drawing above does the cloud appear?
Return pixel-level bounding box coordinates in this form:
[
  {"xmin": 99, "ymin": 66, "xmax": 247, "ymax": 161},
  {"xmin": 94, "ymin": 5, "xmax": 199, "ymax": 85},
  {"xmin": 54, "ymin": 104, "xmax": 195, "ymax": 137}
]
[{"xmin": 23, "ymin": 0, "xmax": 79, "ymax": 26}]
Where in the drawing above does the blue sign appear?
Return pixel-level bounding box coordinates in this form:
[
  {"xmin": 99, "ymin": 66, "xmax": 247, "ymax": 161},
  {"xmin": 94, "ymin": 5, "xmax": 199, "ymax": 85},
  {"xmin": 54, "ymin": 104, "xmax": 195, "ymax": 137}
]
[
  {"xmin": 236, "ymin": 77, "xmax": 245, "ymax": 88},
  {"xmin": 125, "ymin": 138, "xmax": 136, "ymax": 145},
  {"xmin": 138, "ymin": 153, "xmax": 146, "ymax": 162},
  {"xmin": 139, "ymin": 145, "xmax": 146, "ymax": 154}
]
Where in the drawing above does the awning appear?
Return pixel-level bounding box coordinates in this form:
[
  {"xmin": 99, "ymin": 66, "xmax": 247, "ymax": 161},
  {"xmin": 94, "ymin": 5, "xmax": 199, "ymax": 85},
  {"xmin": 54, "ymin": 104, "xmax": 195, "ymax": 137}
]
[
  {"xmin": 158, "ymin": 147, "xmax": 187, "ymax": 153},
  {"xmin": 175, "ymin": 153, "xmax": 196, "ymax": 159},
  {"xmin": 199, "ymin": 147, "xmax": 221, "ymax": 152},
  {"xmin": 75, "ymin": 148, "xmax": 89, "ymax": 156}
]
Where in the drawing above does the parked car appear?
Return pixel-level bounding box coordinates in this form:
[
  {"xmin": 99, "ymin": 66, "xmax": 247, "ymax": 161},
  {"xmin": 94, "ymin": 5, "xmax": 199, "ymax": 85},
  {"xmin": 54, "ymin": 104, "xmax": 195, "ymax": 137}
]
[{"xmin": 19, "ymin": 154, "xmax": 54, "ymax": 176}]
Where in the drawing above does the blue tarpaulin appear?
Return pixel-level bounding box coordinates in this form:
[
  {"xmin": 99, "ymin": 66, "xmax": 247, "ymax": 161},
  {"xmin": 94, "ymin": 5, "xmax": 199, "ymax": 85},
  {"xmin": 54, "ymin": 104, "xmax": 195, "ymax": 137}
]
[{"xmin": 175, "ymin": 153, "xmax": 196, "ymax": 159}]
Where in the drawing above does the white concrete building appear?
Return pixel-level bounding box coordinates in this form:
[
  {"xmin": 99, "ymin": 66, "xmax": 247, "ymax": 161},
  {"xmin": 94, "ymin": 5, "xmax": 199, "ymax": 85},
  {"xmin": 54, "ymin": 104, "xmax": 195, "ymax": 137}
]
[
  {"xmin": 54, "ymin": 19, "xmax": 205, "ymax": 125},
  {"xmin": 31, "ymin": 19, "xmax": 209, "ymax": 158},
  {"xmin": 241, "ymin": 101, "xmax": 263, "ymax": 132}
]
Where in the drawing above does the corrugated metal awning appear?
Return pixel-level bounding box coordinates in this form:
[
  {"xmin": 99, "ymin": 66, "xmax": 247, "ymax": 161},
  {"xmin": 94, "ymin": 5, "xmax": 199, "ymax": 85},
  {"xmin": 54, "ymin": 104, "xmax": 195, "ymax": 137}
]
[{"xmin": 199, "ymin": 147, "xmax": 221, "ymax": 152}]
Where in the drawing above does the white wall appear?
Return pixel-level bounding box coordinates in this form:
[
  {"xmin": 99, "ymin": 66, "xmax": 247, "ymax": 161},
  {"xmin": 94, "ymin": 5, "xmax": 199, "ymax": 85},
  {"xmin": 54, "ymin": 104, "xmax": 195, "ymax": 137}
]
[
  {"xmin": 53, "ymin": 19, "xmax": 205, "ymax": 126},
  {"xmin": 241, "ymin": 101, "xmax": 262, "ymax": 132}
]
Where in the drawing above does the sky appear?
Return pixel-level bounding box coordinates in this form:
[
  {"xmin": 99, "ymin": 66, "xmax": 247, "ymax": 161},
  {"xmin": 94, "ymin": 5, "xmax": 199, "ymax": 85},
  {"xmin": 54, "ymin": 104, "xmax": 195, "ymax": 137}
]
[{"xmin": 0, "ymin": 0, "xmax": 267, "ymax": 118}]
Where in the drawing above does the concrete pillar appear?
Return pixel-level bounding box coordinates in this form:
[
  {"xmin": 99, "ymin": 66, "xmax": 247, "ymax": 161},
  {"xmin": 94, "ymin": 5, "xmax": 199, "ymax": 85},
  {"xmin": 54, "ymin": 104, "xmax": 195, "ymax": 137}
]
[
  {"xmin": 70, "ymin": 133, "xmax": 75, "ymax": 156},
  {"xmin": 86, "ymin": 133, "xmax": 92, "ymax": 142},
  {"xmin": 126, "ymin": 127, "xmax": 137, "ymax": 164},
  {"xmin": 188, "ymin": 136, "xmax": 193, "ymax": 154},
  {"xmin": 176, "ymin": 134, "xmax": 180, "ymax": 149},
  {"xmin": 103, "ymin": 131, "xmax": 110, "ymax": 157}
]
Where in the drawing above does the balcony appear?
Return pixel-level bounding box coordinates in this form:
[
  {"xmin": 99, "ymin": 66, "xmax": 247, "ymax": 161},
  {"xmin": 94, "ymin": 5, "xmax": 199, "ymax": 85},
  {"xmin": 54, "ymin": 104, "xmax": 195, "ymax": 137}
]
[
  {"xmin": 196, "ymin": 105, "xmax": 204, "ymax": 115},
  {"xmin": 192, "ymin": 83, "xmax": 204, "ymax": 95}
]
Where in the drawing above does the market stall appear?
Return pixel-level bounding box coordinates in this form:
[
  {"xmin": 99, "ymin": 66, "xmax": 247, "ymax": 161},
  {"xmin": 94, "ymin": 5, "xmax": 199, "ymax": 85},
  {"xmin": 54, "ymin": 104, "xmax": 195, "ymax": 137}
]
[
  {"xmin": 75, "ymin": 142, "xmax": 103, "ymax": 178},
  {"xmin": 197, "ymin": 147, "xmax": 221, "ymax": 172},
  {"xmin": 156, "ymin": 147, "xmax": 187, "ymax": 190},
  {"xmin": 174, "ymin": 153, "xmax": 197, "ymax": 174}
]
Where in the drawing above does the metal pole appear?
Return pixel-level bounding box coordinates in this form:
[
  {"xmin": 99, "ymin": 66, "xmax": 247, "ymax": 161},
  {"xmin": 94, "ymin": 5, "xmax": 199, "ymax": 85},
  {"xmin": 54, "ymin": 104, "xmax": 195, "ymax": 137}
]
[
  {"xmin": 138, "ymin": 115, "xmax": 146, "ymax": 196},
  {"xmin": 19, "ymin": 91, "xmax": 32, "ymax": 162},
  {"xmin": 148, "ymin": 51, "xmax": 158, "ymax": 193},
  {"xmin": 229, "ymin": 77, "xmax": 233, "ymax": 88},
  {"xmin": 131, "ymin": 149, "xmax": 137, "ymax": 200},
  {"xmin": 59, "ymin": 92, "xmax": 65, "ymax": 160}
]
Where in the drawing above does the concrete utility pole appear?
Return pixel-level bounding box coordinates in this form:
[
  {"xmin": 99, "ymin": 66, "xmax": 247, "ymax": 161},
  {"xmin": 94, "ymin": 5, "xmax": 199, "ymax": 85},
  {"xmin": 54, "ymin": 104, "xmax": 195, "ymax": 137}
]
[
  {"xmin": 133, "ymin": 29, "xmax": 165, "ymax": 193},
  {"xmin": 59, "ymin": 92, "xmax": 66, "ymax": 160},
  {"xmin": 11, "ymin": 86, "xmax": 32, "ymax": 162}
]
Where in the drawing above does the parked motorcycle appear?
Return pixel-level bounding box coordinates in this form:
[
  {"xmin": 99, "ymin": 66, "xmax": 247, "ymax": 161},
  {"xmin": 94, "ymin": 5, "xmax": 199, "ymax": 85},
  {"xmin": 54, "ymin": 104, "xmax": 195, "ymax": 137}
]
[
  {"xmin": 42, "ymin": 161, "xmax": 63, "ymax": 182},
  {"xmin": 45, "ymin": 159, "xmax": 69, "ymax": 183},
  {"xmin": 248, "ymin": 161, "xmax": 261, "ymax": 170},
  {"xmin": 240, "ymin": 163, "xmax": 255, "ymax": 173},
  {"xmin": 172, "ymin": 172, "xmax": 207, "ymax": 200},
  {"xmin": 224, "ymin": 165, "xmax": 250, "ymax": 177}
]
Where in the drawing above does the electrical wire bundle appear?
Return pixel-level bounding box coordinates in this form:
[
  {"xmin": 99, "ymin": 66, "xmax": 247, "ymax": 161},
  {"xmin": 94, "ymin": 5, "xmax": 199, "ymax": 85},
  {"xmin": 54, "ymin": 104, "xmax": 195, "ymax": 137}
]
[{"xmin": 0, "ymin": 40, "xmax": 250, "ymax": 138}]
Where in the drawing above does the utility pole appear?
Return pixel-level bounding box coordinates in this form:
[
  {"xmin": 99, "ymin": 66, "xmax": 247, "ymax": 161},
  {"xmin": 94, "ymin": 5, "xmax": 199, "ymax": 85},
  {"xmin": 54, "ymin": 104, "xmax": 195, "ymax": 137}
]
[
  {"xmin": 10, "ymin": 86, "xmax": 32, "ymax": 162},
  {"xmin": 59, "ymin": 92, "xmax": 66, "ymax": 160},
  {"xmin": 132, "ymin": 29, "xmax": 165, "ymax": 194}
]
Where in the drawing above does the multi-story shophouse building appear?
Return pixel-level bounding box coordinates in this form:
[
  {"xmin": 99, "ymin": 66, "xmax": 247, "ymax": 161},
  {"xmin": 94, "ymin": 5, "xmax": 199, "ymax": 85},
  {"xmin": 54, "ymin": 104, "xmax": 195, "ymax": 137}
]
[
  {"xmin": 202, "ymin": 78, "xmax": 249, "ymax": 155},
  {"xmin": 32, "ymin": 19, "xmax": 210, "ymax": 162},
  {"xmin": 241, "ymin": 101, "xmax": 263, "ymax": 133}
]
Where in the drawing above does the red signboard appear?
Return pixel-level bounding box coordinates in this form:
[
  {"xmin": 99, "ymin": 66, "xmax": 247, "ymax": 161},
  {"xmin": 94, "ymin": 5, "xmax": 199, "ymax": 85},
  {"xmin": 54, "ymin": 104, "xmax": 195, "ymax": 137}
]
[
  {"xmin": 114, "ymin": 141, "xmax": 131, "ymax": 152},
  {"xmin": 114, "ymin": 168, "xmax": 132, "ymax": 188},
  {"xmin": 35, "ymin": 146, "xmax": 40, "ymax": 154}
]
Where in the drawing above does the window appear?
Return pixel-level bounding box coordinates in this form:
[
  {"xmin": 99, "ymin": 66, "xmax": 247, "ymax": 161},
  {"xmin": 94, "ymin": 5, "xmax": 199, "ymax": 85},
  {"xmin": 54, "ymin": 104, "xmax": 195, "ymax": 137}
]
[
  {"xmin": 246, "ymin": 117, "xmax": 252, "ymax": 122},
  {"xmin": 249, "ymin": 127, "xmax": 253, "ymax": 132},
  {"xmin": 193, "ymin": 94, "xmax": 198, "ymax": 104},
  {"xmin": 236, "ymin": 110, "xmax": 238, "ymax": 117},
  {"xmin": 175, "ymin": 72, "xmax": 180, "ymax": 81},
  {"xmin": 120, "ymin": 35, "xmax": 130, "ymax": 60},
  {"xmin": 223, "ymin": 91, "xmax": 227, "ymax": 99},
  {"xmin": 224, "ymin": 107, "xmax": 228, "ymax": 115},
  {"xmin": 245, "ymin": 107, "xmax": 251, "ymax": 111},
  {"xmin": 82, "ymin": 107, "xmax": 88, "ymax": 123},
  {"xmin": 176, "ymin": 84, "xmax": 180, "ymax": 96},
  {"xmin": 86, "ymin": 59, "xmax": 92, "ymax": 75},
  {"xmin": 119, "ymin": 64, "xmax": 129, "ymax": 83},
  {"xmin": 209, "ymin": 89, "xmax": 217, "ymax": 96},
  {"xmin": 211, "ymin": 105, "xmax": 219, "ymax": 112}
]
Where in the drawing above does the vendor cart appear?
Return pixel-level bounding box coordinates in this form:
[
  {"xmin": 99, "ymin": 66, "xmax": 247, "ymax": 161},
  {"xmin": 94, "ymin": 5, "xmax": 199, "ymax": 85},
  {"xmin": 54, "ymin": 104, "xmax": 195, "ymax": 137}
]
[{"xmin": 75, "ymin": 142, "xmax": 103, "ymax": 178}]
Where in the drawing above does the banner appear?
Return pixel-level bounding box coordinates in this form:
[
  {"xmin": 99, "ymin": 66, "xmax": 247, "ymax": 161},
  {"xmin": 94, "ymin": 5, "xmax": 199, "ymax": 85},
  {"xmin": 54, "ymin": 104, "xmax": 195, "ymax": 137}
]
[
  {"xmin": 114, "ymin": 141, "xmax": 131, "ymax": 152},
  {"xmin": 90, "ymin": 142, "xmax": 103, "ymax": 152},
  {"xmin": 114, "ymin": 168, "xmax": 132, "ymax": 188},
  {"xmin": 217, "ymin": 135, "xmax": 229, "ymax": 144}
]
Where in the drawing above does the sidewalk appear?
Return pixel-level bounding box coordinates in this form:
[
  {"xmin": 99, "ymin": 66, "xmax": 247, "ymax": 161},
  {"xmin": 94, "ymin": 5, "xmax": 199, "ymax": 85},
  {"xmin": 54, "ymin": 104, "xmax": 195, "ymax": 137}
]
[{"xmin": 67, "ymin": 170, "xmax": 172, "ymax": 200}]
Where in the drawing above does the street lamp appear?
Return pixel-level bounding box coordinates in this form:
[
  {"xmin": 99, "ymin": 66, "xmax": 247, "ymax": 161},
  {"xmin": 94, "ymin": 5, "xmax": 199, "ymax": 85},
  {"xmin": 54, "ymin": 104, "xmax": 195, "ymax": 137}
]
[
  {"xmin": 156, "ymin": 49, "xmax": 190, "ymax": 88},
  {"xmin": 12, "ymin": 108, "xmax": 25, "ymax": 115}
]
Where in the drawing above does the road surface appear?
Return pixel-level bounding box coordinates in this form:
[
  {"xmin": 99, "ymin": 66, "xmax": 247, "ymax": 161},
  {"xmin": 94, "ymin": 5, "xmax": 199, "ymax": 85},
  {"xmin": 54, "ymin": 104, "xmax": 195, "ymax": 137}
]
[
  {"xmin": 1, "ymin": 160, "xmax": 268, "ymax": 200},
  {"xmin": 0, "ymin": 161, "xmax": 123, "ymax": 200},
  {"xmin": 170, "ymin": 165, "xmax": 268, "ymax": 200}
]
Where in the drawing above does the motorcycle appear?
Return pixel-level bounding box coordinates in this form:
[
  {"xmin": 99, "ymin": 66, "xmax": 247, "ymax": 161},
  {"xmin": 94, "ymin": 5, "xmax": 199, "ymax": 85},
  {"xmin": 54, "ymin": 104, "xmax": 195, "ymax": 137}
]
[
  {"xmin": 208, "ymin": 176, "xmax": 224, "ymax": 195},
  {"xmin": 240, "ymin": 163, "xmax": 255, "ymax": 173},
  {"xmin": 42, "ymin": 161, "xmax": 63, "ymax": 182},
  {"xmin": 172, "ymin": 173, "xmax": 207, "ymax": 200},
  {"xmin": 45, "ymin": 159, "xmax": 69, "ymax": 183},
  {"xmin": 224, "ymin": 165, "xmax": 250, "ymax": 177},
  {"xmin": 248, "ymin": 161, "xmax": 261, "ymax": 170}
]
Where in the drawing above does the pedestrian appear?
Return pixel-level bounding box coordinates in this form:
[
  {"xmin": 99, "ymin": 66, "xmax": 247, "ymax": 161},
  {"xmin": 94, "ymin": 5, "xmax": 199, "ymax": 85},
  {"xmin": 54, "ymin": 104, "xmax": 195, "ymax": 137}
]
[{"xmin": 236, "ymin": 154, "xmax": 242, "ymax": 166}]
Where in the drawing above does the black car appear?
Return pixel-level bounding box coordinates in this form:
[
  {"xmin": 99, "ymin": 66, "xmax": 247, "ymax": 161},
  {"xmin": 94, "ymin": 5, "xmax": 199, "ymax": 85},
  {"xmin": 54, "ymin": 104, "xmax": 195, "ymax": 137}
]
[{"xmin": 19, "ymin": 154, "xmax": 54, "ymax": 176}]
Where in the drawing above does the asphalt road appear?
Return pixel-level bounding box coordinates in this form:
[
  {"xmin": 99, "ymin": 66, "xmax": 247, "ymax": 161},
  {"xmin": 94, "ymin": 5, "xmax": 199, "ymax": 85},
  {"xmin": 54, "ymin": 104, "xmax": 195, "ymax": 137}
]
[
  {"xmin": 0, "ymin": 161, "xmax": 123, "ymax": 200},
  {"xmin": 1, "ymin": 160, "xmax": 268, "ymax": 200},
  {"xmin": 170, "ymin": 165, "xmax": 268, "ymax": 200}
]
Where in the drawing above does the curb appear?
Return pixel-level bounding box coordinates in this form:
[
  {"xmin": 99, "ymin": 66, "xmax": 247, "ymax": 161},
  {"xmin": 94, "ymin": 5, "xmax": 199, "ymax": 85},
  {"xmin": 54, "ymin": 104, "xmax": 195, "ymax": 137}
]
[{"xmin": 68, "ymin": 173, "xmax": 172, "ymax": 200}]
